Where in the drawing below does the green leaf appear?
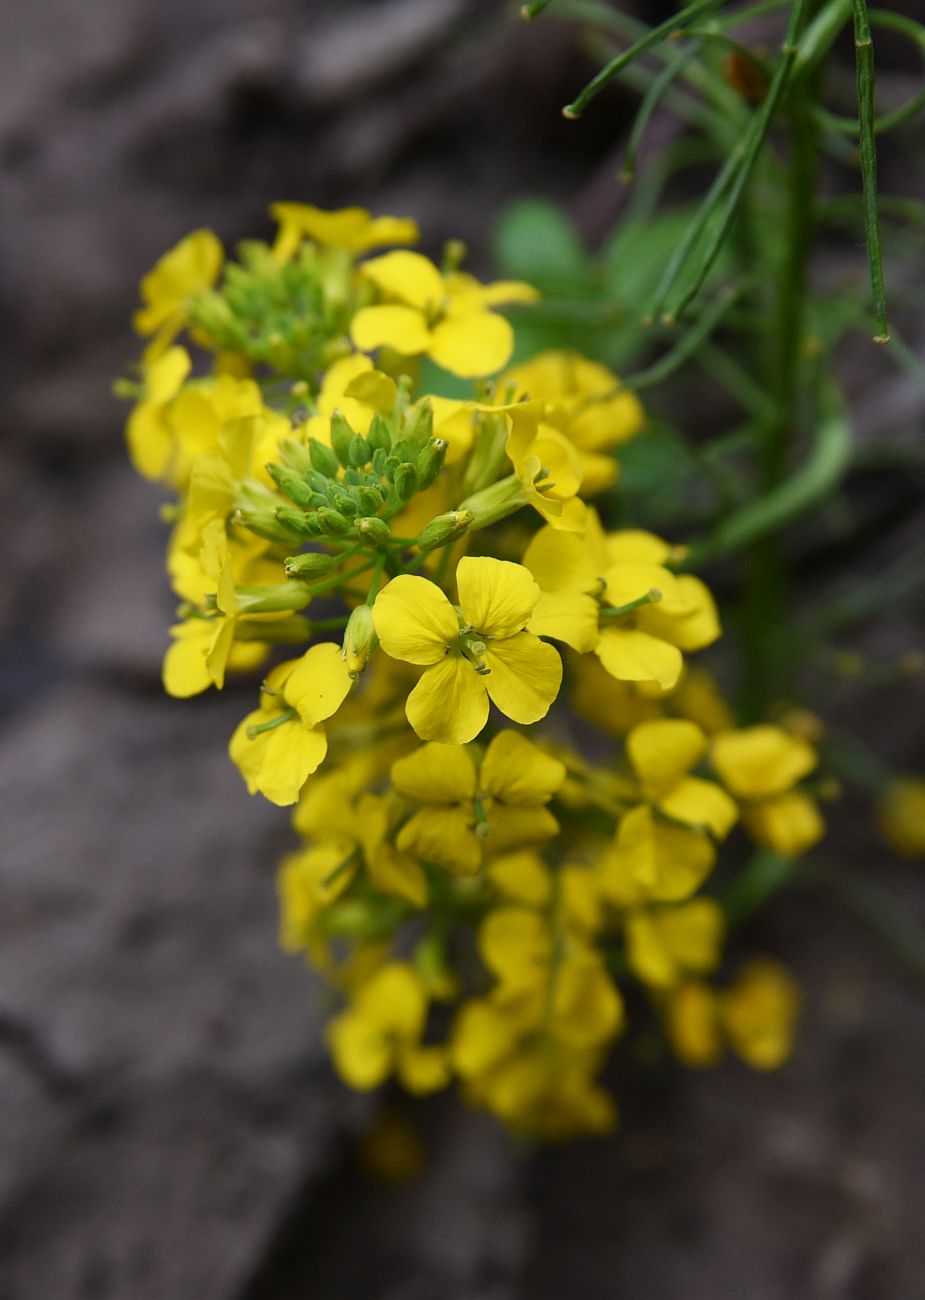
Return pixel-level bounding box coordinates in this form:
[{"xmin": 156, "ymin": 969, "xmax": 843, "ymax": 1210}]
[{"xmin": 492, "ymin": 198, "xmax": 591, "ymax": 294}]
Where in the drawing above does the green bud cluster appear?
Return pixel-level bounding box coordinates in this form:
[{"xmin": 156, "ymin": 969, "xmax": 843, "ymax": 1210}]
[
  {"xmin": 189, "ymin": 242, "xmax": 353, "ymax": 382},
  {"xmin": 258, "ymin": 400, "xmax": 449, "ymax": 548}
]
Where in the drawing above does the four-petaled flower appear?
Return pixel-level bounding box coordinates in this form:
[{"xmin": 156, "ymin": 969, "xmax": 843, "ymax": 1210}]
[{"xmin": 372, "ymin": 556, "xmax": 563, "ymax": 744}]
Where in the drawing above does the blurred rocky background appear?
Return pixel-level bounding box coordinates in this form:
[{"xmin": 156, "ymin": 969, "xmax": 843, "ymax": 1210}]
[{"xmin": 1, "ymin": 1, "xmax": 923, "ymax": 1297}]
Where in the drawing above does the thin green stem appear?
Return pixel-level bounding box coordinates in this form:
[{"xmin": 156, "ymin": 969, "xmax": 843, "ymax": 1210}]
[
  {"xmin": 852, "ymin": 0, "xmax": 890, "ymax": 341},
  {"xmin": 562, "ymin": 0, "xmax": 721, "ymax": 119},
  {"xmin": 622, "ymin": 39, "xmax": 704, "ymax": 182}
]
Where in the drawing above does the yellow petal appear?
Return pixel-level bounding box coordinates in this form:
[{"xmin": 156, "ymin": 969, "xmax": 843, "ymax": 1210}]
[
  {"xmin": 742, "ymin": 792, "xmax": 825, "ymax": 856},
  {"xmin": 456, "ymin": 556, "xmax": 540, "ymax": 638},
  {"xmin": 605, "ymin": 529, "xmax": 673, "ymax": 566},
  {"xmin": 595, "ymin": 627, "xmax": 683, "ymax": 691},
  {"xmin": 451, "ymin": 1000, "xmax": 516, "ymax": 1078},
  {"xmin": 484, "ymin": 805, "xmax": 560, "ymax": 856},
  {"xmin": 721, "ymin": 959, "xmax": 800, "ymax": 1070},
  {"xmin": 659, "ymin": 776, "xmax": 739, "ymax": 839},
  {"xmin": 327, "ymin": 1011, "xmax": 392, "ymax": 1090},
  {"xmin": 368, "ymin": 845, "xmax": 429, "ymax": 907},
  {"xmin": 162, "ymin": 623, "xmax": 213, "ymax": 698},
  {"xmin": 397, "ymin": 1045, "xmax": 450, "ymax": 1095},
  {"xmin": 522, "ymin": 526, "xmax": 600, "ymax": 595},
  {"xmin": 479, "ymin": 908, "xmax": 551, "ymax": 990},
  {"xmin": 488, "ymin": 850, "xmax": 552, "ymax": 905},
  {"xmin": 283, "ymin": 642, "xmax": 354, "ymax": 726},
  {"xmin": 229, "ymin": 712, "xmax": 327, "ymax": 806},
  {"xmin": 551, "ymin": 958, "xmax": 624, "ymax": 1048},
  {"xmin": 711, "ymin": 726, "xmax": 817, "ymax": 799},
  {"xmin": 391, "ymin": 742, "xmax": 477, "ymax": 805},
  {"xmin": 482, "ymin": 634, "xmax": 562, "ymax": 726},
  {"xmin": 405, "ymin": 655, "xmax": 489, "ymax": 744},
  {"xmin": 360, "ymin": 250, "xmax": 445, "ymax": 310},
  {"xmin": 666, "ymin": 981, "xmax": 723, "ymax": 1067},
  {"xmin": 528, "ymin": 590, "xmax": 600, "ymax": 653},
  {"xmin": 481, "ymin": 730, "xmax": 566, "ymax": 805},
  {"xmin": 350, "ymin": 304, "xmax": 433, "ymax": 356},
  {"xmin": 635, "ymin": 575, "xmax": 721, "ymax": 651},
  {"xmin": 397, "ymin": 806, "xmax": 482, "ymax": 876},
  {"xmin": 657, "ymin": 899, "xmax": 725, "ymax": 975},
  {"xmin": 614, "ymin": 805, "xmax": 715, "ymax": 902},
  {"xmin": 372, "ymin": 575, "xmax": 459, "ymax": 665},
  {"xmin": 627, "ymin": 718, "xmax": 707, "ymax": 796},
  {"xmin": 356, "ymin": 963, "xmax": 428, "ymax": 1037},
  {"xmin": 878, "ymin": 780, "xmax": 925, "ymax": 857},
  {"xmin": 134, "ymin": 230, "xmax": 223, "ymax": 335},
  {"xmin": 428, "ymin": 311, "xmax": 514, "ymax": 378},
  {"xmin": 603, "ymin": 562, "xmax": 685, "ymax": 613}
]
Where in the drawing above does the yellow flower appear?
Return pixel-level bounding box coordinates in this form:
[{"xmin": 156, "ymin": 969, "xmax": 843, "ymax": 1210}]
[
  {"xmin": 711, "ymin": 726, "xmax": 824, "ymax": 856},
  {"xmin": 602, "ymin": 805, "xmax": 716, "ymax": 903},
  {"xmin": 878, "ymin": 780, "xmax": 925, "ymax": 857},
  {"xmin": 372, "ymin": 557, "xmax": 562, "ymax": 743},
  {"xmin": 626, "ymin": 718, "xmax": 738, "ymax": 838},
  {"xmin": 523, "ymin": 516, "xmax": 720, "ymax": 694},
  {"xmin": 300, "ymin": 353, "xmax": 397, "ymax": 444},
  {"xmin": 229, "ymin": 644, "xmax": 353, "ymax": 805},
  {"xmin": 133, "ymin": 229, "xmax": 223, "ymax": 355},
  {"xmin": 625, "ymin": 899, "xmax": 725, "ymax": 988},
  {"xmin": 666, "ymin": 960, "xmax": 801, "ymax": 1071},
  {"xmin": 504, "ymin": 404, "xmax": 587, "ymax": 533},
  {"xmin": 350, "ymin": 250, "xmax": 538, "ymax": 378},
  {"xmin": 269, "ymin": 202, "xmax": 419, "ymax": 264},
  {"xmin": 327, "ymin": 963, "xmax": 449, "ymax": 1093},
  {"xmin": 390, "ymin": 731, "xmax": 566, "ymax": 874},
  {"xmin": 293, "ymin": 768, "xmax": 428, "ymax": 907},
  {"xmin": 125, "ymin": 346, "xmax": 191, "ymax": 481},
  {"xmin": 503, "ymin": 350, "xmax": 645, "ymax": 494}
]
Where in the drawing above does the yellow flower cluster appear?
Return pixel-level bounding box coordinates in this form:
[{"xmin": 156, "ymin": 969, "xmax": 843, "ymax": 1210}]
[{"xmin": 120, "ymin": 203, "xmax": 829, "ymax": 1139}]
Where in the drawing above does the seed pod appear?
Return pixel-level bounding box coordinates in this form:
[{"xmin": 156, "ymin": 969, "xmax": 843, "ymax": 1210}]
[
  {"xmin": 317, "ymin": 507, "xmax": 352, "ymax": 536},
  {"xmin": 284, "ymin": 551, "xmax": 339, "ymax": 579},
  {"xmin": 309, "ymin": 439, "xmax": 341, "ymax": 478},
  {"xmin": 275, "ymin": 506, "xmax": 320, "ymax": 537},
  {"xmin": 394, "ymin": 463, "xmax": 418, "ymax": 501},
  {"xmin": 415, "ymin": 509, "xmax": 474, "ymax": 550},
  {"xmin": 266, "ymin": 463, "xmax": 315, "ymax": 509},
  {"xmin": 367, "ymin": 413, "xmax": 392, "ymax": 452},
  {"xmin": 356, "ymin": 516, "xmax": 392, "ymax": 545},
  {"xmin": 416, "ymin": 438, "xmax": 447, "ymax": 491},
  {"xmin": 330, "ymin": 411, "xmax": 355, "ymax": 466}
]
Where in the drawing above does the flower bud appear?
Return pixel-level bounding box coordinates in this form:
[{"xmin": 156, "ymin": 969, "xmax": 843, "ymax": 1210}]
[
  {"xmin": 267, "ymin": 462, "xmax": 315, "ymax": 509},
  {"xmin": 284, "ymin": 551, "xmax": 338, "ymax": 579},
  {"xmin": 415, "ymin": 509, "xmax": 473, "ymax": 550},
  {"xmin": 356, "ymin": 515, "xmax": 392, "ymax": 544},
  {"xmin": 415, "ymin": 438, "xmax": 447, "ymax": 491},
  {"xmin": 394, "ymin": 463, "xmax": 418, "ymax": 501},
  {"xmin": 279, "ymin": 437, "xmax": 314, "ymax": 477},
  {"xmin": 275, "ymin": 506, "xmax": 319, "ymax": 537},
  {"xmin": 331, "ymin": 487, "xmax": 359, "ymax": 517},
  {"xmin": 342, "ymin": 604, "xmax": 378, "ymax": 677},
  {"xmin": 357, "ymin": 485, "xmax": 385, "ymax": 515},
  {"xmin": 317, "ymin": 507, "xmax": 351, "ymax": 536},
  {"xmin": 367, "ymin": 413, "xmax": 392, "ymax": 452},
  {"xmin": 330, "ymin": 411, "xmax": 355, "ymax": 466},
  {"xmin": 235, "ymin": 509, "xmax": 305, "ymax": 544},
  {"xmin": 309, "ymin": 439, "xmax": 341, "ymax": 478},
  {"xmin": 348, "ymin": 435, "xmax": 371, "ymax": 468}
]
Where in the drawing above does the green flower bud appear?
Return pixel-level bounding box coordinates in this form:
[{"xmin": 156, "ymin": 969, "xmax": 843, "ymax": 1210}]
[
  {"xmin": 267, "ymin": 463, "xmax": 315, "ymax": 509},
  {"xmin": 348, "ymin": 435, "xmax": 371, "ymax": 468},
  {"xmin": 371, "ymin": 448, "xmax": 389, "ymax": 476},
  {"xmin": 415, "ymin": 438, "xmax": 448, "ymax": 491},
  {"xmin": 275, "ymin": 507, "xmax": 319, "ymax": 537},
  {"xmin": 404, "ymin": 399, "xmax": 433, "ymax": 447},
  {"xmin": 342, "ymin": 604, "xmax": 378, "ymax": 677},
  {"xmin": 356, "ymin": 516, "xmax": 392, "ymax": 544},
  {"xmin": 283, "ymin": 551, "xmax": 338, "ymax": 579},
  {"xmin": 234, "ymin": 509, "xmax": 305, "ymax": 545},
  {"xmin": 415, "ymin": 509, "xmax": 474, "ymax": 550},
  {"xmin": 330, "ymin": 411, "xmax": 355, "ymax": 466},
  {"xmin": 367, "ymin": 413, "xmax": 392, "ymax": 452},
  {"xmin": 394, "ymin": 463, "xmax": 418, "ymax": 501},
  {"xmin": 317, "ymin": 507, "xmax": 351, "ymax": 536},
  {"xmin": 331, "ymin": 488, "xmax": 359, "ymax": 518},
  {"xmin": 356, "ymin": 485, "xmax": 385, "ymax": 515},
  {"xmin": 279, "ymin": 437, "xmax": 314, "ymax": 477},
  {"xmin": 306, "ymin": 469, "xmax": 333, "ymax": 495},
  {"xmin": 309, "ymin": 439, "xmax": 341, "ymax": 478}
]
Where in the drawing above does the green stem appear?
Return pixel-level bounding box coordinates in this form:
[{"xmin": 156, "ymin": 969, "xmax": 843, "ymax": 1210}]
[
  {"xmin": 562, "ymin": 0, "xmax": 721, "ymax": 119},
  {"xmin": 851, "ymin": 0, "xmax": 890, "ymax": 341}
]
